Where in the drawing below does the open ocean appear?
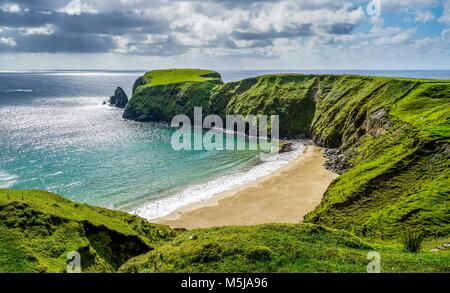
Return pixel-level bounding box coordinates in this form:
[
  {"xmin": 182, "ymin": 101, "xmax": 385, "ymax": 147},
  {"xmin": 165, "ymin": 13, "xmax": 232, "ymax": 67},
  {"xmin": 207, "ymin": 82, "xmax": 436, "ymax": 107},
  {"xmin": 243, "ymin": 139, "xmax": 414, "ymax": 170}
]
[{"xmin": 0, "ymin": 69, "xmax": 449, "ymax": 218}]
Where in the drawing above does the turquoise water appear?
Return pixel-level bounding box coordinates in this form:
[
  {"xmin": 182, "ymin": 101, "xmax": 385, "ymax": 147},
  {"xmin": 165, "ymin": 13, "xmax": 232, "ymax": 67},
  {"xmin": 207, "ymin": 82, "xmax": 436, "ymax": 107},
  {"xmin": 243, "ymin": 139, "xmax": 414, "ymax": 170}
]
[
  {"xmin": 0, "ymin": 71, "xmax": 269, "ymax": 218},
  {"xmin": 1, "ymin": 70, "xmax": 448, "ymax": 218}
]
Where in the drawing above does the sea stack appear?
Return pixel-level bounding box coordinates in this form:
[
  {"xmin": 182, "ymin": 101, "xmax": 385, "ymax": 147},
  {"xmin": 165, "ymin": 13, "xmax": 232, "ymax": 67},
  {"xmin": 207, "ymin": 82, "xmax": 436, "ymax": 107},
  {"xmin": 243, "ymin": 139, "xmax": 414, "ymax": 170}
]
[{"xmin": 109, "ymin": 87, "xmax": 128, "ymax": 108}]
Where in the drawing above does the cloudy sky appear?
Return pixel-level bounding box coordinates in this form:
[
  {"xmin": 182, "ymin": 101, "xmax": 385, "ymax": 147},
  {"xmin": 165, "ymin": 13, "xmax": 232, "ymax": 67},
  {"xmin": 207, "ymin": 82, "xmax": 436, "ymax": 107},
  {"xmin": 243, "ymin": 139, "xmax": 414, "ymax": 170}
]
[{"xmin": 0, "ymin": 0, "xmax": 449, "ymax": 70}]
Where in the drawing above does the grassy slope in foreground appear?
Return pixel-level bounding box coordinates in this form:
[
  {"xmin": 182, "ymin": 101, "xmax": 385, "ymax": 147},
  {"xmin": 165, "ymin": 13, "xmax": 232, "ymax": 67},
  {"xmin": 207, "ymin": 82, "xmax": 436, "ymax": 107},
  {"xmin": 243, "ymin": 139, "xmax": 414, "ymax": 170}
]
[
  {"xmin": 1, "ymin": 190, "xmax": 449, "ymax": 273},
  {"xmin": 120, "ymin": 224, "xmax": 450, "ymax": 273},
  {"xmin": 0, "ymin": 189, "xmax": 174, "ymax": 272}
]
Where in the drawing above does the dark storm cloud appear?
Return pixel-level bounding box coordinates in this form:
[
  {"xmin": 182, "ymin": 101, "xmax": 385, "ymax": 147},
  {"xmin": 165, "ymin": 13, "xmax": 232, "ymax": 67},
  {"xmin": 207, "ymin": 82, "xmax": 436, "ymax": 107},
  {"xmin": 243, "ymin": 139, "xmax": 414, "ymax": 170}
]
[
  {"xmin": 232, "ymin": 24, "xmax": 314, "ymax": 41},
  {"xmin": 0, "ymin": 32, "xmax": 114, "ymax": 53},
  {"xmin": 326, "ymin": 23, "xmax": 355, "ymax": 35},
  {"xmin": 0, "ymin": 10, "xmax": 53, "ymax": 27},
  {"xmin": 0, "ymin": 8, "xmax": 170, "ymax": 53},
  {"xmin": 0, "ymin": 0, "xmax": 363, "ymax": 55},
  {"xmin": 114, "ymin": 35, "xmax": 190, "ymax": 56},
  {"xmin": 57, "ymin": 12, "xmax": 166, "ymax": 35},
  {"xmin": 0, "ymin": 0, "xmax": 58, "ymax": 8},
  {"xmin": 0, "ymin": 10, "xmax": 166, "ymax": 34}
]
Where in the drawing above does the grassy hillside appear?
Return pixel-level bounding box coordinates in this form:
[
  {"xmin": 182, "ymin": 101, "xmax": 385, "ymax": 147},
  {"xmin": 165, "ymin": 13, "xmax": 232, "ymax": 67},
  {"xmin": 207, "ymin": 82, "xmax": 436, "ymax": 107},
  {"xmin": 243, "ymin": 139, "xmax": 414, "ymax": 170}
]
[
  {"xmin": 210, "ymin": 74, "xmax": 317, "ymax": 136},
  {"xmin": 1, "ymin": 70, "xmax": 449, "ymax": 273},
  {"xmin": 305, "ymin": 80, "xmax": 450, "ymax": 239},
  {"xmin": 2, "ymin": 190, "xmax": 448, "ymax": 273},
  {"xmin": 123, "ymin": 69, "xmax": 223, "ymax": 121},
  {"xmin": 119, "ymin": 224, "xmax": 450, "ymax": 273},
  {"xmin": 0, "ymin": 189, "xmax": 174, "ymax": 272},
  {"xmin": 123, "ymin": 71, "xmax": 449, "ymax": 240},
  {"xmin": 141, "ymin": 69, "xmax": 222, "ymax": 87}
]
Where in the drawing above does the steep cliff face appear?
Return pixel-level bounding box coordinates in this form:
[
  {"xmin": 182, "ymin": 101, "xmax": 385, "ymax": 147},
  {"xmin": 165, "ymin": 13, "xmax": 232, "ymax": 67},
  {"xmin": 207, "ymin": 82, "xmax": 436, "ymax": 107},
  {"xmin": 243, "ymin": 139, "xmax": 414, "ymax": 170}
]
[
  {"xmin": 123, "ymin": 69, "xmax": 223, "ymax": 121},
  {"xmin": 210, "ymin": 75, "xmax": 317, "ymax": 137},
  {"xmin": 306, "ymin": 81, "xmax": 450, "ymax": 239},
  {"xmin": 123, "ymin": 81, "xmax": 220, "ymax": 121},
  {"xmin": 123, "ymin": 70, "xmax": 450, "ymax": 239}
]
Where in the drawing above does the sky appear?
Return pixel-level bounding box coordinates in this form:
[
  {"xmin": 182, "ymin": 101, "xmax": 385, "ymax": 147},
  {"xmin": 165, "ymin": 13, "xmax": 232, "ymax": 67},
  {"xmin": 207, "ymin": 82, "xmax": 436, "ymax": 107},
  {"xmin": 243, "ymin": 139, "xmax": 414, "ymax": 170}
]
[{"xmin": 0, "ymin": 0, "xmax": 449, "ymax": 70}]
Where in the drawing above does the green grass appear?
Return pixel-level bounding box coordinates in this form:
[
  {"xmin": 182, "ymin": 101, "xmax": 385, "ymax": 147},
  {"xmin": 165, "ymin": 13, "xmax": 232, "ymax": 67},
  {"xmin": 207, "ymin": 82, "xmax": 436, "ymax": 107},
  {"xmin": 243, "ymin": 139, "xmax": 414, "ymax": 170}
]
[
  {"xmin": 0, "ymin": 189, "xmax": 175, "ymax": 272},
  {"xmin": 141, "ymin": 69, "xmax": 222, "ymax": 87},
  {"xmin": 124, "ymin": 69, "xmax": 223, "ymax": 121},
  {"xmin": 1, "ymin": 190, "xmax": 449, "ymax": 272},
  {"xmin": 402, "ymin": 230, "xmax": 424, "ymax": 252},
  {"xmin": 211, "ymin": 74, "xmax": 318, "ymax": 136},
  {"xmin": 305, "ymin": 79, "xmax": 450, "ymax": 239},
  {"xmin": 126, "ymin": 71, "xmax": 449, "ymax": 240},
  {"xmin": 0, "ymin": 225, "xmax": 34, "ymax": 272},
  {"xmin": 2, "ymin": 70, "xmax": 449, "ymax": 272},
  {"xmin": 119, "ymin": 224, "xmax": 450, "ymax": 273}
]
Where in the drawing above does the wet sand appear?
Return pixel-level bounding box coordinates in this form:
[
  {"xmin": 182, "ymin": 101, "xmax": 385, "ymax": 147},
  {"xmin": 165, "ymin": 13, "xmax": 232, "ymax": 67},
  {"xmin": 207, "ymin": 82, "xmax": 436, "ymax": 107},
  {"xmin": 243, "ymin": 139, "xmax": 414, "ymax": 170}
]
[{"xmin": 155, "ymin": 145, "xmax": 338, "ymax": 229}]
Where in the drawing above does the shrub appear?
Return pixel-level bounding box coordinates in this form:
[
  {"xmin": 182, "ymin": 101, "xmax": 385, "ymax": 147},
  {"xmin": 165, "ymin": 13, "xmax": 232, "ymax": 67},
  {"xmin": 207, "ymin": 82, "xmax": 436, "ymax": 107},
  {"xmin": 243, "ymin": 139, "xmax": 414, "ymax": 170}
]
[
  {"xmin": 402, "ymin": 231, "xmax": 424, "ymax": 253},
  {"xmin": 246, "ymin": 246, "xmax": 272, "ymax": 262},
  {"xmin": 191, "ymin": 243, "xmax": 222, "ymax": 263}
]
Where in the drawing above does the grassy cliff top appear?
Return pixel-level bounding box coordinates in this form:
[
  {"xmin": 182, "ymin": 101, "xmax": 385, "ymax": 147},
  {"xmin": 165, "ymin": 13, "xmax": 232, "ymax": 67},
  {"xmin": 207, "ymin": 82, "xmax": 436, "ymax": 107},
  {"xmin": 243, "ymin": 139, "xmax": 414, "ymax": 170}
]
[
  {"xmin": 0, "ymin": 189, "xmax": 174, "ymax": 272},
  {"xmin": 142, "ymin": 69, "xmax": 222, "ymax": 87}
]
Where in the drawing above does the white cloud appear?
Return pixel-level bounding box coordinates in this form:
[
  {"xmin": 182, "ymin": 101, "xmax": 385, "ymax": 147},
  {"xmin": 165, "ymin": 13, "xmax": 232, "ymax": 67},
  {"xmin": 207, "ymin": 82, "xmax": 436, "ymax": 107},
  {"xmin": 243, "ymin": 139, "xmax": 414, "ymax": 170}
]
[
  {"xmin": 0, "ymin": 37, "xmax": 17, "ymax": 47},
  {"xmin": 151, "ymin": 0, "xmax": 366, "ymax": 57},
  {"xmin": 112, "ymin": 36, "xmax": 138, "ymax": 54},
  {"xmin": 376, "ymin": 27, "xmax": 417, "ymax": 45},
  {"xmin": 441, "ymin": 28, "xmax": 450, "ymax": 38},
  {"xmin": 19, "ymin": 25, "xmax": 55, "ymax": 36},
  {"xmin": 414, "ymin": 10, "xmax": 435, "ymax": 22},
  {"xmin": 62, "ymin": 0, "xmax": 98, "ymax": 15},
  {"xmin": 0, "ymin": 0, "xmax": 448, "ymax": 69},
  {"xmin": 1, "ymin": 3, "xmax": 20, "ymax": 13},
  {"xmin": 439, "ymin": 0, "xmax": 450, "ymax": 24},
  {"xmin": 142, "ymin": 34, "xmax": 169, "ymax": 45}
]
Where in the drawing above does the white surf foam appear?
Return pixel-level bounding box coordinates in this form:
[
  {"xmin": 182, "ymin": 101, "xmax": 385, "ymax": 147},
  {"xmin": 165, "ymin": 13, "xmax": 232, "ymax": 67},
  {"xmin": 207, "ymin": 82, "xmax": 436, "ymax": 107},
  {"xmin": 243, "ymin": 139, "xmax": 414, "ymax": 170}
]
[
  {"xmin": 132, "ymin": 142, "xmax": 306, "ymax": 220},
  {"xmin": 0, "ymin": 170, "xmax": 18, "ymax": 188}
]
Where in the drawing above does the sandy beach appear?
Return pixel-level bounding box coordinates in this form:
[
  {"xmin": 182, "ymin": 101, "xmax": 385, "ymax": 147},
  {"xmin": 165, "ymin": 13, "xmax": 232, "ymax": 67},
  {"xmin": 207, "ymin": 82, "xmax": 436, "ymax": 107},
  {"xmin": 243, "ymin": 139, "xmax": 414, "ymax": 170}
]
[{"xmin": 155, "ymin": 145, "xmax": 338, "ymax": 229}]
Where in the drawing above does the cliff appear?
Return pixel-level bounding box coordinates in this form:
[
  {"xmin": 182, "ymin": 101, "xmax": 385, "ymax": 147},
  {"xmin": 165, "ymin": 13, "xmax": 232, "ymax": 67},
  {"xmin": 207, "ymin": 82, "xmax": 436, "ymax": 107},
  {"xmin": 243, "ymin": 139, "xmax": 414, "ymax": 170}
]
[
  {"xmin": 123, "ymin": 69, "xmax": 223, "ymax": 121},
  {"xmin": 124, "ymin": 70, "xmax": 450, "ymax": 239},
  {"xmin": 1, "ymin": 70, "xmax": 449, "ymax": 272}
]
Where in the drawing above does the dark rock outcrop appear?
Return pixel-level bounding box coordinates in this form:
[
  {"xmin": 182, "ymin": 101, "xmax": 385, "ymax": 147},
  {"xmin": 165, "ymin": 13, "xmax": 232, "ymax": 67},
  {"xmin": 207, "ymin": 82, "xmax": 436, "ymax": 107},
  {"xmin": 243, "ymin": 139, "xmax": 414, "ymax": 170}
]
[
  {"xmin": 132, "ymin": 76, "xmax": 145, "ymax": 96},
  {"xmin": 324, "ymin": 148, "xmax": 351, "ymax": 174},
  {"xmin": 279, "ymin": 142, "xmax": 293, "ymax": 153},
  {"xmin": 109, "ymin": 87, "xmax": 128, "ymax": 108},
  {"xmin": 364, "ymin": 108, "xmax": 392, "ymax": 138}
]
